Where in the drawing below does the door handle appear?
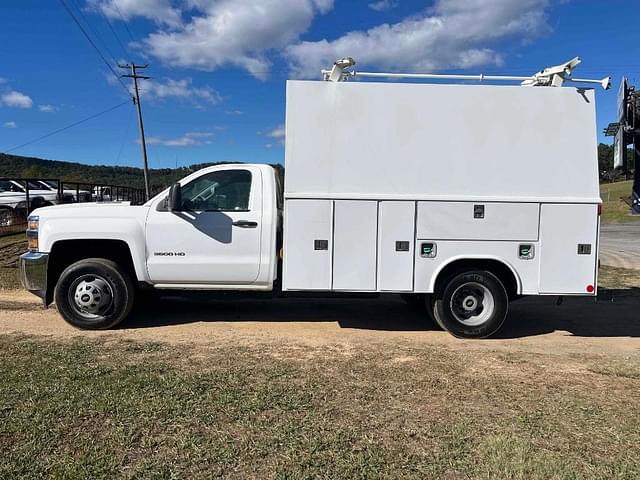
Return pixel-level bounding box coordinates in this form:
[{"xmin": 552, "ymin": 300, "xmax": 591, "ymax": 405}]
[{"xmin": 232, "ymin": 220, "xmax": 258, "ymax": 228}]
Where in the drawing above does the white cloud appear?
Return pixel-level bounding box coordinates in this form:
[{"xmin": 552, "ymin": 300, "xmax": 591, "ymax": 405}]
[
  {"xmin": 286, "ymin": 0, "xmax": 552, "ymax": 78},
  {"xmin": 368, "ymin": 0, "xmax": 398, "ymax": 12},
  {"xmin": 38, "ymin": 104, "xmax": 57, "ymax": 112},
  {"xmin": 142, "ymin": 0, "xmax": 334, "ymax": 79},
  {"xmin": 263, "ymin": 124, "xmax": 285, "ymax": 146},
  {"xmin": 1, "ymin": 90, "xmax": 33, "ymax": 108},
  {"xmin": 141, "ymin": 77, "xmax": 221, "ymax": 107},
  {"xmin": 3, "ymin": 121, "xmax": 16, "ymax": 128},
  {"xmin": 89, "ymin": 0, "xmax": 182, "ymax": 28},
  {"xmin": 267, "ymin": 125, "xmax": 285, "ymax": 140},
  {"xmin": 225, "ymin": 110, "xmax": 244, "ymax": 116},
  {"xmin": 145, "ymin": 131, "xmax": 214, "ymax": 147}
]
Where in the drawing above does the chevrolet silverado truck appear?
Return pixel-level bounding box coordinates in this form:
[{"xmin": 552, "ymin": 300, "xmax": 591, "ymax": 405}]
[{"xmin": 19, "ymin": 59, "xmax": 604, "ymax": 338}]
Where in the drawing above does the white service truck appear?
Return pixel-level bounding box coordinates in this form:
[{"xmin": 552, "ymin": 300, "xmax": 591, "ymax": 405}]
[{"xmin": 19, "ymin": 59, "xmax": 606, "ymax": 338}]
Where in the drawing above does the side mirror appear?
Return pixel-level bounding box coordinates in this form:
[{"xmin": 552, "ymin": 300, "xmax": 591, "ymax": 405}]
[{"xmin": 168, "ymin": 183, "xmax": 182, "ymax": 212}]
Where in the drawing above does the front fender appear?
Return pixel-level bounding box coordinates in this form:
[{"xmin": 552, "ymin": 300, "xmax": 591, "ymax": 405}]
[{"xmin": 41, "ymin": 217, "xmax": 149, "ymax": 282}]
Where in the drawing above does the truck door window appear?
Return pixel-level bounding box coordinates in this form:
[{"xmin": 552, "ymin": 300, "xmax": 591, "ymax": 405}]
[
  {"xmin": 181, "ymin": 169, "xmax": 252, "ymax": 211},
  {"xmin": 0, "ymin": 181, "xmax": 24, "ymax": 193}
]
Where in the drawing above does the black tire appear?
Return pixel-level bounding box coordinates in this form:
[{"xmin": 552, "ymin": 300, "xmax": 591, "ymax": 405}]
[
  {"xmin": 432, "ymin": 270, "xmax": 508, "ymax": 339},
  {"xmin": 30, "ymin": 197, "xmax": 49, "ymax": 209},
  {"xmin": 54, "ymin": 258, "xmax": 135, "ymax": 330},
  {"xmin": 423, "ymin": 293, "xmax": 439, "ymax": 328}
]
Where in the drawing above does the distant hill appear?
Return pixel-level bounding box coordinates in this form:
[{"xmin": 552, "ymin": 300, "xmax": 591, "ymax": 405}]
[{"xmin": 0, "ymin": 153, "xmax": 283, "ymax": 192}]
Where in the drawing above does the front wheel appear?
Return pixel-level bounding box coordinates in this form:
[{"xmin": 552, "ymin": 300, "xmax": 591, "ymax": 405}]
[
  {"xmin": 0, "ymin": 207, "xmax": 14, "ymax": 227},
  {"xmin": 432, "ymin": 271, "xmax": 508, "ymax": 339},
  {"xmin": 54, "ymin": 258, "xmax": 135, "ymax": 329}
]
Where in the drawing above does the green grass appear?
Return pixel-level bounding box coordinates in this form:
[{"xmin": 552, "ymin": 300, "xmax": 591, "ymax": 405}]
[
  {"xmin": 598, "ymin": 265, "xmax": 640, "ymax": 289},
  {"xmin": 600, "ymin": 180, "xmax": 640, "ymax": 224},
  {"xmin": 1, "ymin": 335, "xmax": 639, "ymax": 479},
  {"xmin": 0, "ymin": 232, "xmax": 25, "ymax": 248}
]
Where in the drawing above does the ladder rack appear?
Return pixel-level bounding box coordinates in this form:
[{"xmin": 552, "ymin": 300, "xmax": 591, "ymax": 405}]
[{"xmin": 321, "ymin": 57, "xmax": 611, "ymax": 90}]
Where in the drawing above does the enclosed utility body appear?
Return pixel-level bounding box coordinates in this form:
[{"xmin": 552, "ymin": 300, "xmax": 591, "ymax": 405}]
[
  {"xmin": 20, "ymin": 63, "xmax": 603, "ymax": 338},
  {"xmin": 283, "ymin": 80, "xmax": 600, "ymax": 298}
]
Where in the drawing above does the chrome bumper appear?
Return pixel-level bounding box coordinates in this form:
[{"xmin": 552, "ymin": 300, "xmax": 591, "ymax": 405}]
[{"xmin": 19, "ymin": 252, "xmax": 49, "ymax": 300}]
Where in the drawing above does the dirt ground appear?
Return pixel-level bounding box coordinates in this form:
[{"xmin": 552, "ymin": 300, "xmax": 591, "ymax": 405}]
[
  {"xmin": 2, "ymin": 270, "xmax": 640, "ymax": 478},
  {"xmin": 2, "ymin": 286, "xmax": 639, "ymax": 362}
]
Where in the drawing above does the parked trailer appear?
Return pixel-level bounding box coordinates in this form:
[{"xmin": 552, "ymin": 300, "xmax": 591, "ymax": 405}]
[
  {"xmin": 0, "ymin": 178, "xmax": 145, "ymax": 236},
  {"xmin": 19, "ymin": 59, "xmax": 606, "ymax": 338}
]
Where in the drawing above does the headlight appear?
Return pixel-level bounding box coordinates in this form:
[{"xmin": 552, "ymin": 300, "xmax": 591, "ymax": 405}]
[
  {"xmin": 28, "ymin": 216, "xmax": 39, "ymax": 231},
  {"xmin": 26, "ymin": 215, "xmax": 39, "ymax": 252}
]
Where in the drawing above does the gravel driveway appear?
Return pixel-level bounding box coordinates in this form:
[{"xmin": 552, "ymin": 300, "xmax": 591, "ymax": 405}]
[{"xmin": 600, "ymin": 223, "xmax": 640, "ymax": 269}]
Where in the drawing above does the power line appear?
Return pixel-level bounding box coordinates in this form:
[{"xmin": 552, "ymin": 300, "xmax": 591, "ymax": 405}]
[
  {"xmin": 3, "ymin": 101, "xmax": 129, "ymax": 153},
  {"xmin": 67, "ymin": 0, "xmax": 120, "ymax": 67},
  {"xmin": 57, "ymin": 0, "xmax": 129, "ymax": 94},
  {"xmin": 97, "ymin": 7, "xmax": 130, "ymax": 60},
  {"xmin": 111, "ymin": 1, "xmax": 137, "ymax": 43}
]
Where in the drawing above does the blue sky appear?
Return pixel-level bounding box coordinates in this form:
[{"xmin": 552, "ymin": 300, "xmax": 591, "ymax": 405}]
[{"xmin": 0, "ymin": 0, "xmax": 638, "ymax": 169}]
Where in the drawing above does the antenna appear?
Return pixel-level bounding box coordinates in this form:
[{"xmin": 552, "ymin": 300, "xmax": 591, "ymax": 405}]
[{"xmin": 321, "ymin": 57, "xmax": 611, "ymax": 90}]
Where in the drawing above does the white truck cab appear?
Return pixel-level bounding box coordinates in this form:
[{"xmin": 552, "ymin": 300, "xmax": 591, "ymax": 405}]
[{"xmin": 19, "ymin": 59, "xmax": 606, "ymax": 338}]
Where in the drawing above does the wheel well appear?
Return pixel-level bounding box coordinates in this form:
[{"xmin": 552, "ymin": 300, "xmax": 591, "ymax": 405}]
[
  {"xmin": 46, "ymin": 239, "xmax": 137, "ymax": 305},
  {"xmin": 434, "ymin": 259, "xmax": 519, "ymax": 299}
]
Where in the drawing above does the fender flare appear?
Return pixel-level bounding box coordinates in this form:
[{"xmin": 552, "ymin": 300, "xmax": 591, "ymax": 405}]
[{"xmin": 429, "ymin": 255, "xmax": 523, "ymax": 295}]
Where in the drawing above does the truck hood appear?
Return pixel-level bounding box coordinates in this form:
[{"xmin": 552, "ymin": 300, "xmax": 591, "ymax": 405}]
[
  {"xmin": 32, "ymin": 202, "xmax": 152, "ymax": 256},
  {"xmin": 33, "ymin": 201, "xmax": 149, "ymax": 220}
]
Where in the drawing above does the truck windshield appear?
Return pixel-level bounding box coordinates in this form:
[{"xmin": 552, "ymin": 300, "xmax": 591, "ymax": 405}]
[{"xmin": 26, "ymin": 181, "xmax": 43, "ymax": 190}]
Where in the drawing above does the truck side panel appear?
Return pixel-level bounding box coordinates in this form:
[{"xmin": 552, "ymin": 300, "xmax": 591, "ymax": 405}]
[
  {"xmin": 413, "ymin": 240, "xmax": 534, "ymax": 294},
  {"xmin": 538, "ymin": 204, "xmax": 599, "ymax": 294},
  {"xmin": 416, "ymin": 202, "xmax": 539, "ymax": 241},
  {"xmin": 283, "ymin": 199, "xmax": 333, "ymax": 290},
  {"xmin": 332, "ymin": 200, "xmax": 377, "ymax": 291},
  {"xmin": 377, "ymin": 201, "xmax": 415, "ymax": 291}
]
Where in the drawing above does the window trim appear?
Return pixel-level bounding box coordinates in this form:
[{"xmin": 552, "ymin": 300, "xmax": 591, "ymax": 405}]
[{"xmin": 179, "ymin": 168, "xmax": 253, "ymax": 213}]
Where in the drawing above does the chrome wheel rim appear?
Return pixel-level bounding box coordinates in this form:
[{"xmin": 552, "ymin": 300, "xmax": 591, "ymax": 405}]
[
  {"xmin": 69, "ymin": 274, "xmax": 114, "ymax": 318},
  {"xmin": 450, "ymin": 282, "xmax": 495, "ymax": 326}
]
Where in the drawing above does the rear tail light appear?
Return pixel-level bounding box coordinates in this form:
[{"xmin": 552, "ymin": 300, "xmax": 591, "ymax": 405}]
[{"xmin": 597, "ymin": 204, "xmax": 602, "ymax": 216}]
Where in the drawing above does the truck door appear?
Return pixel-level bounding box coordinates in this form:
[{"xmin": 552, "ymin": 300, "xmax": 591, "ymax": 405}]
[{"xmin": 145, "ymin": 166, "xmax": 263, "ymax": 284}]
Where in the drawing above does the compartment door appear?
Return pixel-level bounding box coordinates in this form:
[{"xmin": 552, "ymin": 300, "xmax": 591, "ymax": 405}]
[
  {"xmin": 333, "ymin": 200, "xmax": 378, "ymax": 291},
  {"xmin": 378, "ymin": 201, "xmax": 415, "ymax": 291},
  {"xmin": 283, "ymin": 199, "xmax": 333, "ymax": 290},
  {"xmin": 538, "ymin": 204, "xmax": 598, "ymax": 294}
]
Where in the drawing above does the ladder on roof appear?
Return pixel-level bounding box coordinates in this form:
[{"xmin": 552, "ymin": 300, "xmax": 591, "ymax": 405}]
[{"xmin": 322, "ymin": 57, "xmax": 611, "ymax": 90}]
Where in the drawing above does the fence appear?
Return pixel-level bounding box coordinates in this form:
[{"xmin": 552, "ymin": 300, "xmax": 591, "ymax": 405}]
[{"xmin": 0, "ymin": 178, "xmax": 146, "ymax": 237}]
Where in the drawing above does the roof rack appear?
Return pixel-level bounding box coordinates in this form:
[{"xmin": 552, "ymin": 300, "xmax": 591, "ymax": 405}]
[{"xmin": 321, "ymin": 57, "xmax": 611, "ymax": 90}]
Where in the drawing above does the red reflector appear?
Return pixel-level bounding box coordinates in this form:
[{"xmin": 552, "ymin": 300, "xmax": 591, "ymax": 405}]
[
  {"xmin": 597, "ymin": 204, "xmax": 602, "ymax": 216},
  {"xmin": 586, "ymin": 284, "xmax": 595, "ymax": 293}
]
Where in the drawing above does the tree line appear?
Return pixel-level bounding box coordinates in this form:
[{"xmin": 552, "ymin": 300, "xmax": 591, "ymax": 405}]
[
  {"xmin": 0, "ymin": 146, "xmax": 628, "ymax": 191},
  {"xmin": 0, "ymin": 153, "xmax": 284, "ymax": 193}
]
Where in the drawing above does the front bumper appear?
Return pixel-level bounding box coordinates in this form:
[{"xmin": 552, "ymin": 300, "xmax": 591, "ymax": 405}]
[{"xmin": 19, "ymin": 252, "xmax": 49, "ymax": 301}]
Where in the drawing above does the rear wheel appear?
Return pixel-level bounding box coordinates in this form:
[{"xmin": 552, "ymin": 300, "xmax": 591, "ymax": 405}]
[
  {"xmin": 432, "ymin": 270, "xmax": 508, "ymax": 338},
  {"xmin": 54, "ymin": 258, "xmax": 134, "ymax": 330}
]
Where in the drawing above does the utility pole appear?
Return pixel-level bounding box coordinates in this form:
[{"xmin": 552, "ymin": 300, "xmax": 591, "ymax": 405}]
[{"xmin": 119, "ymin": 63, "xmax": 151, "ymax": 201}]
